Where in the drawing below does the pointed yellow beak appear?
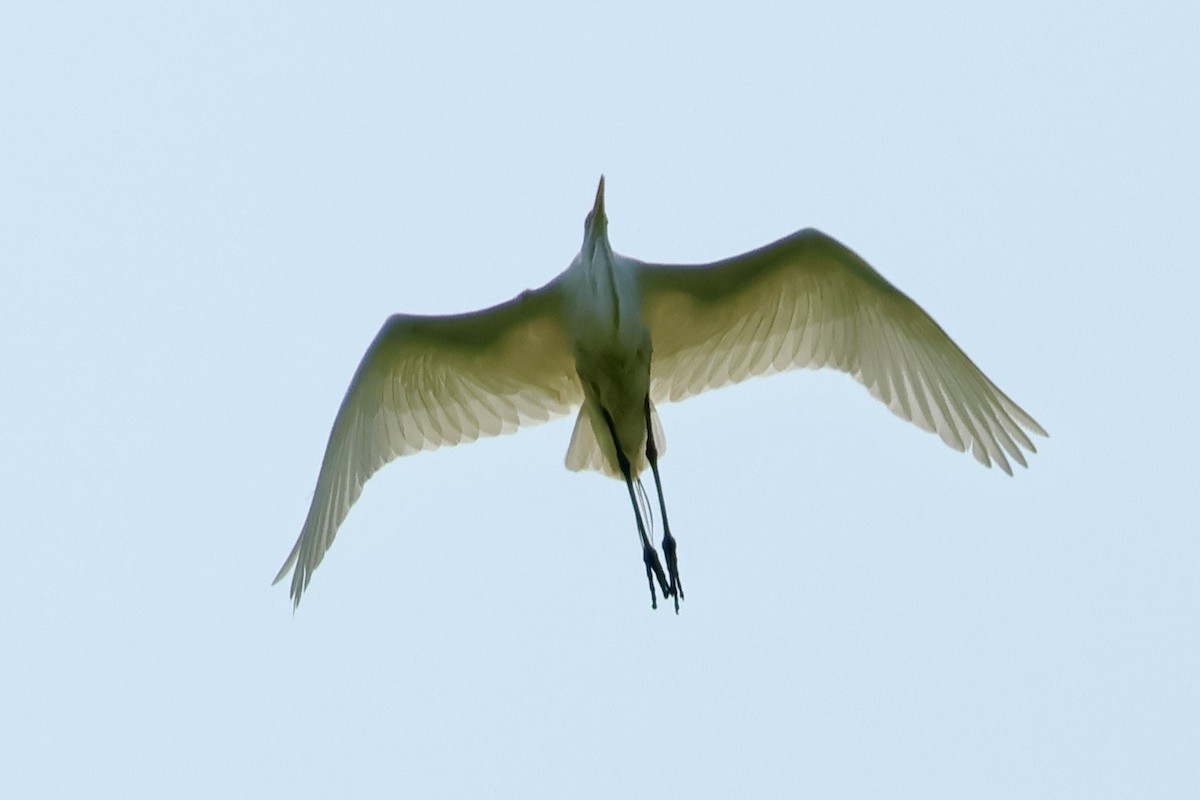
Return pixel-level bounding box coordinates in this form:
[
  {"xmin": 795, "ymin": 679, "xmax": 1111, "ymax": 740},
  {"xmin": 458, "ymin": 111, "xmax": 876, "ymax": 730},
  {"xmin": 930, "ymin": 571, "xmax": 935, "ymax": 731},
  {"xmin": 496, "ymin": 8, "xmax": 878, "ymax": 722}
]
[{"xmin": 592, "ymin": 175, "xmax": 606, "ymax": 219}]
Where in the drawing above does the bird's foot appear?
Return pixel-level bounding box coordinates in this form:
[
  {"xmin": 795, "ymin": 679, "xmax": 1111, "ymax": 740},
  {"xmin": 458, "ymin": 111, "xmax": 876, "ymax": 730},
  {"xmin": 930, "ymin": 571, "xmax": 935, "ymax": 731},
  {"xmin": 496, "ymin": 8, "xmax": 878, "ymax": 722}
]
[
  {"xmin": 643, "ymin": 544, "xmax": 670, "ymax": 610},
  {"xmin": 662, "ymin": 532, "xmax": 684, "ymax": 614}
]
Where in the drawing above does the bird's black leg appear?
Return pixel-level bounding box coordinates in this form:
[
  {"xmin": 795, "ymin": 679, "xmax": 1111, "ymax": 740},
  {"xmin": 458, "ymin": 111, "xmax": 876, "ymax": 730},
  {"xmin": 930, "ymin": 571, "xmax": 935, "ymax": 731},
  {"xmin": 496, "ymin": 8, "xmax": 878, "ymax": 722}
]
[
  {"xmin": 644, "ymin": 397, "xmax": 683, "ymax": 613},
  {"xmin": 601, "ymin": 408, "xmax": 670, "ymax": 609}
]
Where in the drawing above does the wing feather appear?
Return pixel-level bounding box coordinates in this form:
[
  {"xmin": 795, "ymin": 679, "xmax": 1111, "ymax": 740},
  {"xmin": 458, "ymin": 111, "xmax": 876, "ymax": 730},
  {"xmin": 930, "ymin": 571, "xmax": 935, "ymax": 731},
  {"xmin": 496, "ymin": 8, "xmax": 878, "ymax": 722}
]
[
  {"xmin": 275, "ymin": 282, "xmax": 582, "ymax": 606},
  {"xmin": 637, "ymin": 228, "xmax": 1046, "ymax": 470}
]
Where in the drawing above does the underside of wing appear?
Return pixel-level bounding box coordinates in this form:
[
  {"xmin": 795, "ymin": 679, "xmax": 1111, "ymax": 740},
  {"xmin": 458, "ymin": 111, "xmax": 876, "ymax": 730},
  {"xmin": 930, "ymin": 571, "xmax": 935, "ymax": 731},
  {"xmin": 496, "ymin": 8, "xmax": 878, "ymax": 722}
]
[
  {"xmin": 637, "ymin": 228, "xmax": 1046, "ymax": 473},
  {"xmin": 275, "ymin": 281, "xmax": 583, "ymax": 606}
]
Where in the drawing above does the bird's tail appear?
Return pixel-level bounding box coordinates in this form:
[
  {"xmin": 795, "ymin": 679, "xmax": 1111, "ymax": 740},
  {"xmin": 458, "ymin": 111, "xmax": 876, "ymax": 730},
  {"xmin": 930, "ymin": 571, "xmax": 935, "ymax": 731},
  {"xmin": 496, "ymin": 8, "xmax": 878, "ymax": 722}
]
[{"xmin": 563, "ymin": 402, "xmax": 667, "ymax": 479}]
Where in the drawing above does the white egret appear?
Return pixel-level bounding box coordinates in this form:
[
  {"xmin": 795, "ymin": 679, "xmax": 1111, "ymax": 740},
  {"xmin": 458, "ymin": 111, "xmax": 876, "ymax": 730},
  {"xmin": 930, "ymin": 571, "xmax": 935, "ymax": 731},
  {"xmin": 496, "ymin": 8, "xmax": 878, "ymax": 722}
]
[{"xmin": 275, "ymin": 177, "xmax": 1046, "ymax": 611}]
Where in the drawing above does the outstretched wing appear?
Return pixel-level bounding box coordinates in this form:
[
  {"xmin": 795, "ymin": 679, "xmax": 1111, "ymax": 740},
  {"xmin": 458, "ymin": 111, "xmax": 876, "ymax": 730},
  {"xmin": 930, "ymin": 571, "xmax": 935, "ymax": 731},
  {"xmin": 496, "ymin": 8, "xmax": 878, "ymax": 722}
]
[
  {"xmin": 275, "ymin": 281, "xmax": 583, "ymax": 606},
  {"xmin": 637, "ymin": 228, "xmax": 1046, "ymax": 472}
]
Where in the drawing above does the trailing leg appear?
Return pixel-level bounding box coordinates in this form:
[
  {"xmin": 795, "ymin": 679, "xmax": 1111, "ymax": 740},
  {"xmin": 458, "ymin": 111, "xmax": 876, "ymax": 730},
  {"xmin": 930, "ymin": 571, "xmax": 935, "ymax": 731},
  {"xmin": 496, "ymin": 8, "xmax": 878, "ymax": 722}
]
[
  {"xmin": 645, "ymin": 397, "xmax": 682, "ymax": 612},
  {"xmin": 600, "ymin": 407, "xmax": 669, "ymax": 609}
]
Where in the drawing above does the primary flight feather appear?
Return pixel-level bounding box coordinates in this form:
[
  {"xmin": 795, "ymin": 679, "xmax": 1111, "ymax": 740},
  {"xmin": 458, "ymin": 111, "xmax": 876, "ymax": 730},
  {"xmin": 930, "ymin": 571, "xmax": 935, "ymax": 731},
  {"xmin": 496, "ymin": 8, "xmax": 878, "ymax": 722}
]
[{"xmin": 275, "ymin": 177, "xmax": 1045, "ymax": 610}]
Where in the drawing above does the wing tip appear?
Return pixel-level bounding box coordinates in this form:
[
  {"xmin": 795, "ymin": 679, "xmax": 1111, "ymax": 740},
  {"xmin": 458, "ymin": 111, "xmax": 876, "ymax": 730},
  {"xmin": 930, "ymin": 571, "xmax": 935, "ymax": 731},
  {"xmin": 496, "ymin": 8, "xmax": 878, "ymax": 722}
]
[{"xmin": 272, "ymin": 539, "xmax": 311, "ymax": 610}]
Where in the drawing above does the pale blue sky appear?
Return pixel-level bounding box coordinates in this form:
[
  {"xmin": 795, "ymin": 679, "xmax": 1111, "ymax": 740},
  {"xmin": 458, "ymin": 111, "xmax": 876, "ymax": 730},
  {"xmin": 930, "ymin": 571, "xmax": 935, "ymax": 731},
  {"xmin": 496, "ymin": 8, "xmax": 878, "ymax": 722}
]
[{"xmin": 2, "ymin": 2, "xmax": 1197, "ymax": 797}]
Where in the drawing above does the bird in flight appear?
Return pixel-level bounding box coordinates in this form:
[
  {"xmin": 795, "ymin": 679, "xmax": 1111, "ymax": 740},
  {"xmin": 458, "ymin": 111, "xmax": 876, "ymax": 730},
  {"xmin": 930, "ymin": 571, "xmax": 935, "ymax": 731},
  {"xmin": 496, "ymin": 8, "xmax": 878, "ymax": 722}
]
[{"xmin": 275, "ymin": 177, "xmax": 1045, "ymax": 612}]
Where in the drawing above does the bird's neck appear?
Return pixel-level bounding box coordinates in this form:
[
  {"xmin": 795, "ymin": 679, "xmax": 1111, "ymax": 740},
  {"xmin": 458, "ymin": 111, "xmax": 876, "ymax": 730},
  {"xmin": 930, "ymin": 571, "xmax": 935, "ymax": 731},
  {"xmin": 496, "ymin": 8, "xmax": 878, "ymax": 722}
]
[{"xmin": 581, "ymin": 241, "xmax": 622, "ymax": 331}]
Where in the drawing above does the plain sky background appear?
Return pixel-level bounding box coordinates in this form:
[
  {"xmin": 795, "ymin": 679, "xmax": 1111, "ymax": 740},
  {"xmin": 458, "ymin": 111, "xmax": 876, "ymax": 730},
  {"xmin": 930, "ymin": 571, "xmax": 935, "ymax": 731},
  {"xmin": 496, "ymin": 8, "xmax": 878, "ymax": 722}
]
[{"xmin": 2, "ymin": 2, "xmax": 1197, "ymax": 797}]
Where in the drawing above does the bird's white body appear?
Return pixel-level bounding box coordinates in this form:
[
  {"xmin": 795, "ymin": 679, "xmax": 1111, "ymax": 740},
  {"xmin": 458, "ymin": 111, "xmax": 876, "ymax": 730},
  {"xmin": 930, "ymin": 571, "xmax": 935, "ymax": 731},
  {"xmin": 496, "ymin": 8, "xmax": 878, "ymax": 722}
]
[
  {"xmin": 561, "ymin": 202, "xmax": 658, "ymax": 478},
  {"xmin": 275, "ymin": 178, "xmax": 1046, "ymax": 608}
]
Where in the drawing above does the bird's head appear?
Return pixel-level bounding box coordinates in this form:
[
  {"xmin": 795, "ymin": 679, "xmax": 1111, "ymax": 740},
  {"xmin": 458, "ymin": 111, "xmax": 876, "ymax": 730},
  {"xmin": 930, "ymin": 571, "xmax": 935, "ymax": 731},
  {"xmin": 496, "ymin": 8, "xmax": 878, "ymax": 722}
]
[{"xmin": 582, "ymin": 175, "xmax": 610, "ymax": 257}]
